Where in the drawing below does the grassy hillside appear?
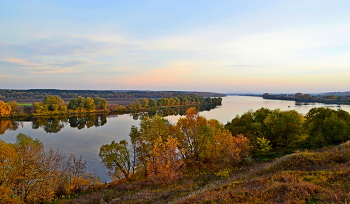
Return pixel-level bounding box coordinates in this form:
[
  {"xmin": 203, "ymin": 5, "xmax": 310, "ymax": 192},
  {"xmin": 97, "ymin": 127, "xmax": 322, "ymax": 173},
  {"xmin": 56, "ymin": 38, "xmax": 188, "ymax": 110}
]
[{"xmin": 57, "ymin": 141, "xmax": 350, "ymax": 204}]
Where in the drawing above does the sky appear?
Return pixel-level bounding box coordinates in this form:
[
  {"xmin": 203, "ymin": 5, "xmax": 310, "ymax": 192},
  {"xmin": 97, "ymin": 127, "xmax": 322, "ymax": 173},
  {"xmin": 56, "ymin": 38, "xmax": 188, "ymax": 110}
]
[{"xmin": 1, "ymin": 0, "xmax": 350, "ymax": 94}]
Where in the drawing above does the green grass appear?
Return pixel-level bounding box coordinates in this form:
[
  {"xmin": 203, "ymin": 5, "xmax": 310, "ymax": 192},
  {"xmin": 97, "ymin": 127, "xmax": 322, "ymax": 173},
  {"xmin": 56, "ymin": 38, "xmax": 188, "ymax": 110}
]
[
  {"xmin": 17, "ymin": 103, "xmax": 32, "ymax": 106},
  {"xmin": 5, "ymin": 102, "xmax": 32, "ymax": 106}
]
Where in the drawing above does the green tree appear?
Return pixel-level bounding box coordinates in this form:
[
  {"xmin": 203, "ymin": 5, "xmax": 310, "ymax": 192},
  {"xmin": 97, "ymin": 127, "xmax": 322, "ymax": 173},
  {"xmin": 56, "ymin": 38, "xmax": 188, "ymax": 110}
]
[
  {"xmin": 226, "ymin": 108, "xmax": 271, "ymax": 151},
  {"xmin": 148, "ymin": 99, "xmax": 157, "ymax": 108},
  {"xmin": 100, "ymin": 98, "xmax": 107, "ymax": 109},
  {"xmin": 263, "ymin": 109, "xmax": 304, "ymax": 147},
  {"xmin": 43, "ymin": 95, "xmax": 66, "ymax": 112},
  {"xmin": 305, "ymin": 107, "xmax": 350, "ymax": 148},
  {"xmin": 140, "ymin": 98, "xmax": 149, "ymax": 108},
  {"xmin": 99, "ymin": 140, "xmax": 134, "ymax": 180},
  {"xmin": 129, "ymin": 115, "xmax": 171, "ymax": 175},
  {"xmin": 255, "ymin": 137, "xmax": 272, "ymax": 154},
  {"xmin": 7, "ymin": 101, "xmax": 18, "ymax": 114},
  {"xmin": 85, "ymin": 97, "xmax": 96, "ymax": 111}
]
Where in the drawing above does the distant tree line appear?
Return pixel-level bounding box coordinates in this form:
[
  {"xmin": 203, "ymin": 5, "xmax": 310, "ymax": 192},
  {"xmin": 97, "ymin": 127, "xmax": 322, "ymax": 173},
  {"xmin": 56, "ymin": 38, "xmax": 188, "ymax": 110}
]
[
  {"xmin": 0, "ymin": 89, "xmax": 226, "ymax": 99},
  {"xmin": 263, "ymin": 92, "xmax": 350, "ymax": 104},
  {"xmin": 128, "ymin": 96, "xmax": 222, "ymax": 110}
]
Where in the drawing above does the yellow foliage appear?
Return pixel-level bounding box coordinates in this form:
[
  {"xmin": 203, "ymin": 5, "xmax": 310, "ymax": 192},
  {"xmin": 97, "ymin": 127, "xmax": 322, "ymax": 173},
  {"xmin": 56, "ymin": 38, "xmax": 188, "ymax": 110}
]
[
  {"xmin": 0, "ymin": 101, "xmax": 11, "ymax": 116},
  {"xmin": 0, "ymin": 134, "xmax": 98, "ymax": 203},
  {"xmin": 0, "ymin": 120, "xmax": 12, "ymax": 134},
  {"xmin": 147, "ymin": 136, "xmax": 184, "ymax": 185}
]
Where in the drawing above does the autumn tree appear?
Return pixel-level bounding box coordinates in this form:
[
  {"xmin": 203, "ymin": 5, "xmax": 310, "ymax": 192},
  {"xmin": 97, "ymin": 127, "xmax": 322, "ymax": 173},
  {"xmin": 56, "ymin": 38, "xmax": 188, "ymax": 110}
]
[
  {"xmin": 0, "ymin": 140, "xmax": 20, "ymax": 203},
  {"xmin": 129, "ymin": 115, "xmax": 171, "ymax": 175},
  {"xmin": 13, "ymin": 133, "xmax": 61, "ymax": 203},
  {"xmin": 0, "ymin": 134, "xmax": 98, "ymax": 203},
  {"xmin": 147, "ymin": 136, "xmax": 183, "ymax": 184},
  {"xmin": 172, "ymin": 107, "xmax": 212, "ymax": 167},
  {"xmin": 99, "ymin": 140, "xmax": 135, "ymax": 180},
  {"xmin": 173, "ymin": 107, "xmax": 251, "ymax": 172},
  {"xmin": 0, "ymin": 101, "xmax": 11, "ymax": 116}
]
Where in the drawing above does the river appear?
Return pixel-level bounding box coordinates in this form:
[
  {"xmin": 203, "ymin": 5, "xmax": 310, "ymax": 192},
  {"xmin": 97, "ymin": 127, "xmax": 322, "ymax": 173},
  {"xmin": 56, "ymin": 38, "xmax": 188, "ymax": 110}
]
[{"xmin": 1, "ymin": 95, "xmax": 350, "ymax": 181}]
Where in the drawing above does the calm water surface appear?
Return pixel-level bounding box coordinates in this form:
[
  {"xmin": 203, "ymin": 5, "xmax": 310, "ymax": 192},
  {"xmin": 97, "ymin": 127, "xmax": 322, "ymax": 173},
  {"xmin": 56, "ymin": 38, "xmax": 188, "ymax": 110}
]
[{"xmin": 2, "ymin": 96, "xmax": 350, "ymax": 181}]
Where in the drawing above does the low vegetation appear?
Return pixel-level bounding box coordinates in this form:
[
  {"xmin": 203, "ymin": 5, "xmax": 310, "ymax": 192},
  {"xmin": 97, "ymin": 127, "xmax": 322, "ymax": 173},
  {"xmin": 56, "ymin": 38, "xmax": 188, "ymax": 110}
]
[{"xmin": 57, "ymin": 140, "xmax": 350, "ymax": 204}]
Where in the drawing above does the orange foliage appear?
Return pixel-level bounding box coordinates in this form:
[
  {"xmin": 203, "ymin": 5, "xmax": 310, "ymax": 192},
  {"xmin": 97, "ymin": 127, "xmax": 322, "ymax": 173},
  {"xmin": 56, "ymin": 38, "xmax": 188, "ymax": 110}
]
[
  {"xmin": 173, "ymin": 107, "xmax": 251, "ymax": 172},
  {"xmin": 147, "ymin": 136, "xmax": 184, "ymax": 185},
  {"xmin": 0, "ymin": 134, "xmax": 98, "ymax": 203},
  {"xmin": 0, "ymin": 120, "xmax": 12, "ymax": 134},
  {"xmin": 0, "ymin": 101, "xmax": 11, "ymax": 116},
  {"xmin": 207, "ymin": 132, "xmax": 251, "ymax": 170}
]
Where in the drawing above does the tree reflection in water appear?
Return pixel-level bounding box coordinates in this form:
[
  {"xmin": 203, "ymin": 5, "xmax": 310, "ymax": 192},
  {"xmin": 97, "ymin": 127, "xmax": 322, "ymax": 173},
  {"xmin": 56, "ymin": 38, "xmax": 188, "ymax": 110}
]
[
  {"xmin": 0, "ymin": 119, "xmax": 23, "ymax": 134},
  {"xmin": 129, "ymin": 104, "xmax": 218, "ymax": 120},
  {"xmin": 31, "ymin": 115, "xmax": 108, "ymax": 133}
]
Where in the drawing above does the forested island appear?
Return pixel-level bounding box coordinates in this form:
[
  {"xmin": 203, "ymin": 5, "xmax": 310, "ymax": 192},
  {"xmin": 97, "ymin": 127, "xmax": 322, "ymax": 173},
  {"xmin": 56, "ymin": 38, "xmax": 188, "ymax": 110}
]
[
  {"xmin": 262, "ymin": 92, "xmax": 350, "ymax": 104},
  {"xmin": 0, "ymin": 90, "xmax": 223, "ymax": 118},
  {"xmin": 2, "ymin": 105, "xmax": 350, "ymax": 203}
]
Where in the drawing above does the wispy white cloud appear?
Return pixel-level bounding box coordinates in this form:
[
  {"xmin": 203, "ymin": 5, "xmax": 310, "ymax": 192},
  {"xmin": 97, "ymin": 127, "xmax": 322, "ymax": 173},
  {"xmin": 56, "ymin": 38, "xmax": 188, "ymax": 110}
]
[
  {"xmin": 1, "ymin": 57, "xmax": 38, "ymax": 66},
  {"xmin": 28, "ymin": 67, "xmax": 80, "ymax": 74}
]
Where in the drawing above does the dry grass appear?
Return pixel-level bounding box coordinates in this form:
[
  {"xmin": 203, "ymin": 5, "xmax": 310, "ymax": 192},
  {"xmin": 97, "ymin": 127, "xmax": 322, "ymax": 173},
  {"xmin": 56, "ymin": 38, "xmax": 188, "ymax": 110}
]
[{"xmin": 57, "ymin": 141, "xmax": 350, "ymax": 204}]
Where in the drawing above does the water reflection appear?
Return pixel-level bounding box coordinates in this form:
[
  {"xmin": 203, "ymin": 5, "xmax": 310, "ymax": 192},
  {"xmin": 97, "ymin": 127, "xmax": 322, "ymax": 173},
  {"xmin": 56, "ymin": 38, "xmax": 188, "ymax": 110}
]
[
  {"xmin": 0, "ymin": 115, "xmax": 108, "ymax": 134},
  {"xmin": 0, "ymin": 119, "xmax": 23, "ymax": 134},
  {"xmin": 130, "ymin": 104, "xmax": 218, "ymax": 120},
  {"xmin": 0, "ymin": 104, "xmax": 218, "ymax": 134},
  {"xmin": 293, "ymin": 101, "xmax": 342, "ymax": 107}
]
